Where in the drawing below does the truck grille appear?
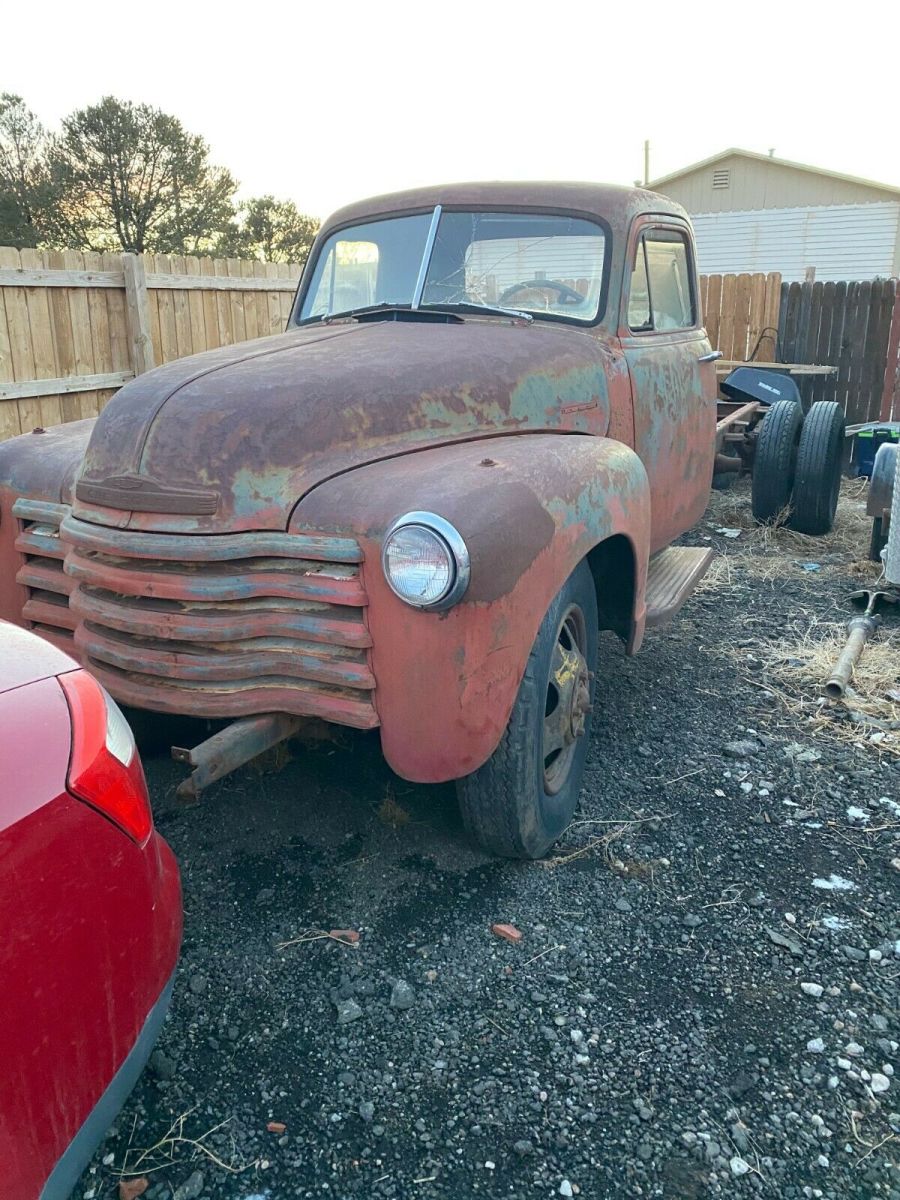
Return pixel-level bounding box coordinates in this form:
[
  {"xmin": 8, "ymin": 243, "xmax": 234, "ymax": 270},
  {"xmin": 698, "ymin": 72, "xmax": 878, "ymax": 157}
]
[
  {"xmin": 12, "ymin": 498, "xmax": 77, "ymax": 642},
  {"xmin": 60, "ymin": 515, "xmax": 378, "ymax": 727}
]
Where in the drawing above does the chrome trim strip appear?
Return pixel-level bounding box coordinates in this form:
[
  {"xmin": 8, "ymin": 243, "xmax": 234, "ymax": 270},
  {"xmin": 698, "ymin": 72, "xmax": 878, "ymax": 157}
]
[
  {"xmin": 382, "ymin": 510, "xmax": 470, "ymax": 610},
  {"xmin": 410, "ymin": 206, "xmax": 442, "ymax": 311}
]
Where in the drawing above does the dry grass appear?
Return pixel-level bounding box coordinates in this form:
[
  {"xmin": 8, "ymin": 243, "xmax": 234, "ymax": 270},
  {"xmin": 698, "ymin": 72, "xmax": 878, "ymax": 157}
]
[
  {"xmin": 699, "ymin": 479, "xmax": 883, "ymax": 588},
  {"xmin": 114, "ymin": 1108, "xmax": 257, "ymax": 1181},
  {"xmin": 378, "ymin": 784, "xmax": 411, "ymax": 827},
  {"xmin": 759, "ymin": 617, "xmax": 900, "ymax": 756},
  {"xmin": 699, "ymin": 477, "xmax": 899, "ymax": 755}
]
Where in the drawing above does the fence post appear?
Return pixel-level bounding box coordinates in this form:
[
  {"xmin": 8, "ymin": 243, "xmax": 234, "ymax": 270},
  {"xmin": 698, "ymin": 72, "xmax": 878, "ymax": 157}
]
[
  {"xmin": 880, "ymin": 283, "xmax": 900, "ymax": 421},
  {"xmin": 122, "ymin": 253, "xmax": 155, "ymax": 375}
]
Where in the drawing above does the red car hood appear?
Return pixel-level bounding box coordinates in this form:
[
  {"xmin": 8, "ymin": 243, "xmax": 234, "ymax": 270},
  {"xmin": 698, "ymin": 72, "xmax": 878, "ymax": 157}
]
[{"xmin": 73, "ymin": 318, "xmax": 611, "ymax": 533}]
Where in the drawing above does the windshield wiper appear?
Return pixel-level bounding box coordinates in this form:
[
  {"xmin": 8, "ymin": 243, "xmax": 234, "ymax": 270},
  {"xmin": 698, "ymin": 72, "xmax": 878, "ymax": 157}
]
[{"xmin": 422, "ymin": 301, "xmax": 534, "ymax": 323}]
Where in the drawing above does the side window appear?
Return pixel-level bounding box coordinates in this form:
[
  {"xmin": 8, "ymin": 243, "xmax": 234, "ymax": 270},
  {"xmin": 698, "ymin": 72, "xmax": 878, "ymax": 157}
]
[
  {"xmin": 628, "ymin": 228, "xmax": 696, "ymax": 332},
  {"xmin": 627, "ymin": 239, "xmax": 651, "ymax": 330}
]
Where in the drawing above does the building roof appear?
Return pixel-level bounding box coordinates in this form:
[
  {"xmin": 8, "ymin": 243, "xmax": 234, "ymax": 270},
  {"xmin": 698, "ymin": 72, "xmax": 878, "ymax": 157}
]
[{"xmin": 648, "ymin": 148, "xmax": 900, "ymax": 198}]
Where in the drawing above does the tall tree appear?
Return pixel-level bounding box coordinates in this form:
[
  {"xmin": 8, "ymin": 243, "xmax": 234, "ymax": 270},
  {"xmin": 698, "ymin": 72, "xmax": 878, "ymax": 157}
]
[
  {"xmin": 216, "ymin": 195, "xmax": 319, "ymax": 264},
  {"xmin": 0, "ymin": 94, "xmax": 53, "ymax": 247},
  {"xmin": 49, "ymin": 96, "xmax": 237, "ymax": 253}
]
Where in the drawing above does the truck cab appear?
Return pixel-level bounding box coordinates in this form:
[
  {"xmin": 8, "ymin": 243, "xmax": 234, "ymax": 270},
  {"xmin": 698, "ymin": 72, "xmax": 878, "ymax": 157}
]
[{"xmin": 0, "ymin": 182, "xmax": 718, "ymax": 857}]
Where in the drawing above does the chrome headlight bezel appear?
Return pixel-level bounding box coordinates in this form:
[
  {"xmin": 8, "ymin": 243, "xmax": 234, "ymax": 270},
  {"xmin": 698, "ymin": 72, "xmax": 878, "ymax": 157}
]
[{"xmin": 381, "ymin": 511, "xmax": 470, "ymax": 610}]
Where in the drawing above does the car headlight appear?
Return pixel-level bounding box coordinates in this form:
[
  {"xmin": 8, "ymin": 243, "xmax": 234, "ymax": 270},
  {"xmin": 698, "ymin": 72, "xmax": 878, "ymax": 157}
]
[{"xmin": 382, "ymin": 512, "xmax": 470, "ymax": 610}]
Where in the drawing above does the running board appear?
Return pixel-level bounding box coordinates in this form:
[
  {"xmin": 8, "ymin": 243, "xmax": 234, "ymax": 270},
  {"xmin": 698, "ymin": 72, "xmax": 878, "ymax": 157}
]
[{"xmin": 644, "ymin": 546, "xmax": 714, "ymax": 628}]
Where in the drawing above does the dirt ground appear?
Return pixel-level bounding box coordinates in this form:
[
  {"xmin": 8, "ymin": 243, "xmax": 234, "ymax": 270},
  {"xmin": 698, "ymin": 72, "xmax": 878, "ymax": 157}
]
[{"xmin": 77, "ymin": 480, "xmax": 899, "ymax": 1200}]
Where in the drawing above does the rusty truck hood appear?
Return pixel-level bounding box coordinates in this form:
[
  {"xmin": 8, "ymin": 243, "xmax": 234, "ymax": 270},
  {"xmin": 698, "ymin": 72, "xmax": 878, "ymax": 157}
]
[{"xmin": 75, "ymin": 319, "xmax": 612, "ymax": 532}]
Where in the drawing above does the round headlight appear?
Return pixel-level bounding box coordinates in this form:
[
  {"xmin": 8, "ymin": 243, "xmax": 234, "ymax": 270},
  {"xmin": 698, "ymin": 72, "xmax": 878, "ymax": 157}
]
[{"xmin": 382, "ymin": 513, "xmax": 470, "ymax": 609}]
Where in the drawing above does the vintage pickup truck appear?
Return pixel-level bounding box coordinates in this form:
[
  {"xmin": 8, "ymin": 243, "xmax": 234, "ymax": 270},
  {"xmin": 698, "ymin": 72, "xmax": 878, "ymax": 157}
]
[{"xmin": 1, "ymin": 182, "xmax": 743, "ymax": 857}]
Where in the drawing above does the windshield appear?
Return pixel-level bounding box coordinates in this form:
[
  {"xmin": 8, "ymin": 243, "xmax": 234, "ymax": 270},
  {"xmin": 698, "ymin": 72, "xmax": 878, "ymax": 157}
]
[{"xmin": 298, "ymin": 209, "xmax": 607, "ymax": 324}]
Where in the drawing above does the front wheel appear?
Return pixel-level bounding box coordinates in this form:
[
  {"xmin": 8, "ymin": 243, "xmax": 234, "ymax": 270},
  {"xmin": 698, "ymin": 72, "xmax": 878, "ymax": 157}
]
[{"xmin": 456, "ymin": 560, "xmax": 598, "ymax": 859}]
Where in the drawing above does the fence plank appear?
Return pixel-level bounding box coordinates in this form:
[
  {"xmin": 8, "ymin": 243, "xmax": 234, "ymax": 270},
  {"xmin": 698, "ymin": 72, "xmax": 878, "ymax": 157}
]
[
  {"xmin": 704, "ymin": 274, "xmax": 722, "ymax": 351},
  {"xmin": 0, "ymin": 267, "xmax": 124, "ymax": 288},
  {"xmin": 155, "ymin": 254, "xmax": 180, "ymax": 366},
  {"xmin": 745, "ymin": 273, "xmax": 766, "ymax": 361},
  {"xmin": 0, "ymin": 247, "xmax": 42, "ymax": 433},
  {"xmin": 778, "ymin": 282, "xmax": 802, "ymax": 364},
  {"xmin": 21, "ymin": 247, "xmax": 63, "ymax": 429},
  {"xmin": 227, "ymin": 258, "xmax": 247, "ymax": 346},
  {"xmin": 183, "ymin": 256, "xmax": 207, "ymax": 357},
  {"xmin": 845, "ymin": 281, "xmax": 872, "ymax": 424},
  {"xmin": 866, "ymin": 281, "xmax": 896, "ymax": 423},
  {"xmin": 0, "ymin": 250, "xmax": 22, "ymax": 441},
  {"xmin": 812, "ymin": 281, "xmax": 836, "ymax": 405},
  {"xmin": 798, "ymin": 281, "xmax": 823, "ymax": 408},
  {"xmin": 144, "ymin": 272, "xmax": 296, "ymax": 292},
  {"xmin": 760, "ymin": 273, "xmax": 781, "ymax": 362},
  {"xmin": 0, "ymin": 371, "xmax": 134, "ymax": 400},
  {"xmin": 122, "ymin": 253, "xmax": 156, "ymax": 375},
  {"xmin": 881, "ymin": 286, "xmax": 900, "ymax": 421},
  {"xmin": 718, "ymin": 274, "xmax": 737, "ymax": 359},
  {"xmin": 168, "ymin": 256, "xmax": 192, "ymax": 359}
]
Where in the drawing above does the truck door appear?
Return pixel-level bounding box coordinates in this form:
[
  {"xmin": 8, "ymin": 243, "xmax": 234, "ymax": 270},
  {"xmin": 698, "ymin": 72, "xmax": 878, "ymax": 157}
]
[{"xmin": 619, "ymin": 221, "xmax": 717, "ymax": 552}]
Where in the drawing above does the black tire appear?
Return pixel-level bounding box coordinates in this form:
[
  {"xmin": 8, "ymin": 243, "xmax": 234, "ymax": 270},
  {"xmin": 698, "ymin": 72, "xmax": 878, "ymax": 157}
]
[
  {"xmin": 868, "ymin": 516, "xmax": 886, "ymax": 562},
  {"xmin": 751, "ymin": 400, "xmax": 803, "ymax": 524},
  {"xmin": 456, "ymin": 560, "xmax": 598, "ymax": 859},
  {"xmin": 790, "ymin": 401, "xmax": 845, "ymax": 535}
]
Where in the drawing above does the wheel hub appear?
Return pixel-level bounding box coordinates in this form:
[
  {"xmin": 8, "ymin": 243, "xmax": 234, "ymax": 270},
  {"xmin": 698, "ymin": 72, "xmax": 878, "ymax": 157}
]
[{"xmin": 543, "ymin": 607, "xmax": 592, "ymax": 794}]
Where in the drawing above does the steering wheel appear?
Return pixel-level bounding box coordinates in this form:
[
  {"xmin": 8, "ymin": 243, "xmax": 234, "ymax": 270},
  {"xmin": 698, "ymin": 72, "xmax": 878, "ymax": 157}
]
[{"xmin": 500, "ymin": 278, "xmax": 585, "ymax": 306}]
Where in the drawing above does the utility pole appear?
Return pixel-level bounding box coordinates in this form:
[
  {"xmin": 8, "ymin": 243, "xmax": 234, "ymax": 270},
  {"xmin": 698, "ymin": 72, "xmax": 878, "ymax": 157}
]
[{"xmin": 643, "ymin": 140, "xmax": 650, "ymax": 186}]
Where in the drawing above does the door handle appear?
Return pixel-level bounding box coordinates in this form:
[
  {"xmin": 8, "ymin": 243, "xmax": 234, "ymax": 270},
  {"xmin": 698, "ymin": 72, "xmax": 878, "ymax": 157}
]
[{"xmin": 698, "ymin": 350, "xmax": 724, "ymax": 363}]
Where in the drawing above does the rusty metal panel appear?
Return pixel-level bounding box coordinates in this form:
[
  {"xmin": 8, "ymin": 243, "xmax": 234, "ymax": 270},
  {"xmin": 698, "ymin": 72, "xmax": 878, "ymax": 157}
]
[
  {"xmin": 293, "ymin": 433, "xmax": 651, "ymax": 784},
  {"xmin": 72, "ymin": 320, "xmax": 617, "ymax": 534},
  {"xmin": 59, "ymin": 518, "xmax": 377, "ymax": 726}
]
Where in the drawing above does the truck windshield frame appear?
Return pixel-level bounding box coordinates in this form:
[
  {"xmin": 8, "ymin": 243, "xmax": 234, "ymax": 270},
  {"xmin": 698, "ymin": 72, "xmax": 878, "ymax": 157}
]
[{"xmin": 296, "ymin": 207, "xmax": 610, "ymax": 327}]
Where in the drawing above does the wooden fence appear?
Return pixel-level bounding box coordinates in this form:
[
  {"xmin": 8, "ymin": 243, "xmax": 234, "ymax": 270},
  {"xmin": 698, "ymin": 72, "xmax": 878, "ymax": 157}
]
[
  {"xmin": 1, "ymin": 254, "xmax": 898, "ymax": 443},
  {"xmin": 0, "ymin": 247, "xmax": 302, "ymax": 441},
  {"xmin": 699, "ymin": 272, "xmax": 783, "ymax": 362},
  {"xmin": 700, "ymin": 271, "xmax": 900, "ymax": 423},
  {"xmin": 777, "ymin": 278, "xmax": 899, "ymax": 422}
]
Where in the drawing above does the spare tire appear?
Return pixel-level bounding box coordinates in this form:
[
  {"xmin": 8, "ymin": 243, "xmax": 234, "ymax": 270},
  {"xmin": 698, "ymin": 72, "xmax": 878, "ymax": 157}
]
[
  {"xmin": 751, "ymin": 400, "xmax": 803, "ymax": 524},
  {"xmin": 790, "ymin": 401, "xmax": 845, "ymax": 535}
]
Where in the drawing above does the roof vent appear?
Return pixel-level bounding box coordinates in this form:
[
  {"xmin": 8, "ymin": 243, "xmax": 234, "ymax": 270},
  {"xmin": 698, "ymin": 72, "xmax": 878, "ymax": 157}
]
[{"xmin": 712, "ymin": 169, "xmax": 731, "ymax": 189}]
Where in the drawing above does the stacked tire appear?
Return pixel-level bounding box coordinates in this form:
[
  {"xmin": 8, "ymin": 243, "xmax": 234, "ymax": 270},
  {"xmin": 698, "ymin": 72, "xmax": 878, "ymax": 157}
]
[{"xmin": 751, "ymin": 399, "xmax": 845, "ymax": 535}]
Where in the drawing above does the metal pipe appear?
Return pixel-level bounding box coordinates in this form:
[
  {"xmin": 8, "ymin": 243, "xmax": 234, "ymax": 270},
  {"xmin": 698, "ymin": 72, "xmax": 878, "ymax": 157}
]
[
  {"xmin": 824, "ymin": 615, "xmax": 879, "ymax": 699},
  {"xmin": 714, "ymin": 452, "xmax": 742, "ymax": 474},
  {"xmin": 172, "ymin": 712, "xmax": 305, "ymax": 801}
]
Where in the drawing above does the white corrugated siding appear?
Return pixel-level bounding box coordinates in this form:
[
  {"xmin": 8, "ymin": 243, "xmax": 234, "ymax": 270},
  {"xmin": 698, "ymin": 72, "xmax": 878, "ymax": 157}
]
[{"xmin": 690, "ymin": 202, "xmax": 900, "ymax": 282}]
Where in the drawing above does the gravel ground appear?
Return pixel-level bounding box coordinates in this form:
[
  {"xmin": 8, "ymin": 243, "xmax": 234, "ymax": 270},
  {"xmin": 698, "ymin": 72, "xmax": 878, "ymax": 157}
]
[{"xmin": 78, "ymin": 481, "xmax": 899, "ymax": 1200}]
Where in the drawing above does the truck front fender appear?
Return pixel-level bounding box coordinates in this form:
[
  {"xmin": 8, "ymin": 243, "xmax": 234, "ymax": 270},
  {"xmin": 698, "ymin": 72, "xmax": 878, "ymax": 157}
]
[
  {"xmin": 0, "ymin": 420, "xmax": 96, "ymax": 629},
  {"xmin": 292, "ymin": 433, "xmax": 651, "ymax": 783}
]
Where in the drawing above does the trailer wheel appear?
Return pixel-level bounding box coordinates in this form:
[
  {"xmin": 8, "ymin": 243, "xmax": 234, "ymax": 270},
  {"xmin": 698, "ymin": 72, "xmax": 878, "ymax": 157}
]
[
  {"xmin": 751, "ymin": 400, "xmax": 803, "ymax": 524},
  {"xmin": 456, "ymin": 560, "xmax": 598, "ymax": 859},
  {"xmin": 789, "ymin": 401, "xmax": 845, "ymax": 536}
]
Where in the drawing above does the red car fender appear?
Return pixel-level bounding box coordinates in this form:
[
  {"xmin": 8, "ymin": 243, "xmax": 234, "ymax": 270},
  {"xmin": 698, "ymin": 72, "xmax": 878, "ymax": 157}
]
[{"xmin": 292, "ymin": 433, "xmax": 651, "ymax": 783}]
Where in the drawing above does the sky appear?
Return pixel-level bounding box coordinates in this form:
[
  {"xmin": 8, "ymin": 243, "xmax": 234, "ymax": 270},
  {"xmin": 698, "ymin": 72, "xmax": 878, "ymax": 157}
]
[{"xmin": 3, "ymin": 0, "xmax": 898, "ymax": 221}]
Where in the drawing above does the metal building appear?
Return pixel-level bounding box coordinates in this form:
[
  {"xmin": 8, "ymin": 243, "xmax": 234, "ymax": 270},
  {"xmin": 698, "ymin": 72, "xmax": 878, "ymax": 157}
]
[{"xmin": 649, "ymin": 149, "xmax": 900, "ymax": 283}]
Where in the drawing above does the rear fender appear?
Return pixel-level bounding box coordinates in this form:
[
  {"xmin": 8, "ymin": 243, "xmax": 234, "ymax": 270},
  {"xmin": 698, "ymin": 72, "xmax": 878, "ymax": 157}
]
[{"xmin": 292, "ymin": 434, "xmax": 650, "ymax": 782}]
